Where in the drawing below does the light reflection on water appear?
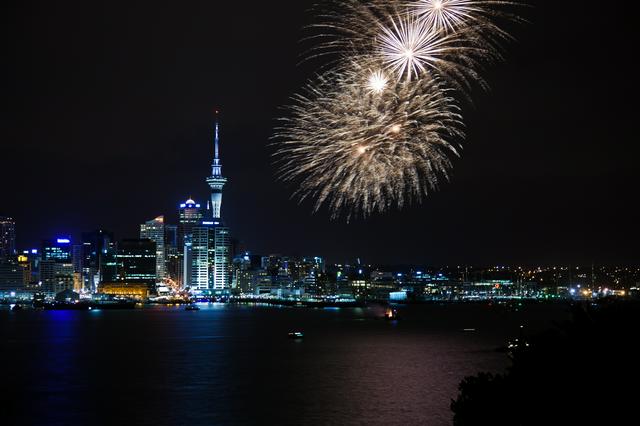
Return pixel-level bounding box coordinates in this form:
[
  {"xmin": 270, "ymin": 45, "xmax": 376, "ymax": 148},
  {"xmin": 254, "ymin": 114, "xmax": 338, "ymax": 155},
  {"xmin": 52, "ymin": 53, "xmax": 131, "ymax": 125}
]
[{"xmin": 1, "ymin": 303, "xmax": 568, "ymax": 425}]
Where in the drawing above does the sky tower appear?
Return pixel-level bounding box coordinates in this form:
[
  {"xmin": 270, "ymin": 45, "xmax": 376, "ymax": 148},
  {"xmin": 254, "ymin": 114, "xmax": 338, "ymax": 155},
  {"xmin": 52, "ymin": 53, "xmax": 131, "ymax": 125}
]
[{"xmin": 206, "ymin": 110, "xmax": 228, "ymax": 220}]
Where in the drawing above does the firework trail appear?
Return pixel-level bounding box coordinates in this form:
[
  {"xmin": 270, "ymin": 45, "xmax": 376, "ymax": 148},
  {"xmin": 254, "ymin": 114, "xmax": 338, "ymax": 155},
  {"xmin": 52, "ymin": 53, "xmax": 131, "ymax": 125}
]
[{"xmin": 274, "ymin": 0, "xmax": 523, "ymax": 219}]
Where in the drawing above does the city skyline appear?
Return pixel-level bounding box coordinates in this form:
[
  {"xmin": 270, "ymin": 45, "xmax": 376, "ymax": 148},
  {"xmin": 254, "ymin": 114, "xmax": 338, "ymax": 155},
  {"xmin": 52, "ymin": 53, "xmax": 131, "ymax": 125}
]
[
  {"xmin": 2, "ymin": 0, "xmax": 638, "ymax": 266},
  {"xmin": 2, "ymin": 3, "xmax": 639, "ymax": 425}
]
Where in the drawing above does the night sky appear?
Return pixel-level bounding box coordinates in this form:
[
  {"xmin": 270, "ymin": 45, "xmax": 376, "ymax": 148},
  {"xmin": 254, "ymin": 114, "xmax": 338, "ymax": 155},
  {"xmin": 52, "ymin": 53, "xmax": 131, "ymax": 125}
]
[{"xmin": 2, "ymin": 1, "xmax": 638, "ymax": 265}]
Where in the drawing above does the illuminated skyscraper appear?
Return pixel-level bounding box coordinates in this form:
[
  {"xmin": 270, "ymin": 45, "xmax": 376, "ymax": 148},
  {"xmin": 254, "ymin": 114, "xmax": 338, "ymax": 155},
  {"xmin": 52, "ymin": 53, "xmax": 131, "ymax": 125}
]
[
  {"xmin": 165, "ymin": 224, "xmax": 180, "ymax": 286},
  {"xmin": 0, "ymin": 216, "xmax": 16, "ymax": 259},
  {"xmin": 42, "ymin": 238, "xmax": 72, "ymax": 262},
  {"xmin": 178, "ymin": 199, "xmax": 203, "ymax": 249},
  {"xmin": 40, "ymin": 238, "xmax": 74, "ymax": 295},
  {"xmin": 190, "ymin": 225, "xmax": 212, "ymax": 292},
  {"xmin": 190, "ymin": 219, "xmax": 232, "ymax": 293},
  {"xmin": 212, "ymin": 225, "xmax": 231, "ymax": 290},
  {"xmin": 81, "ymin": 229, "xmax": 114, "ymax": 292},
  {"xmin": 116, "ymin": 239, "xmax": 157, "ymax": 287},
  {"xmin": 140, "ymin": 216, "xmax": 166, "ymax": 281},
  {"xmin": 178, "ymin": 199, "xmax": 203, "ymax": 288}
]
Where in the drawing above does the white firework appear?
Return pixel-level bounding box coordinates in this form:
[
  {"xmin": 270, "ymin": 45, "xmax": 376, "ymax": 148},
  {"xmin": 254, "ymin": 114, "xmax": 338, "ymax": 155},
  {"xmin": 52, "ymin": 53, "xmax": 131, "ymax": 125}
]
[
  {"xmin": 377, "ymin": 15, "xmax": 472, "ymax": 80},
  {"xmin": 378, "ymin": 13, "xmax": 452, "ymax": 81},
  {"xmin": 414, "ymin": 0, "xmax": 481, "ymax": 33},
  {"xmin": 367, "ymin": 69, "xmax": 389, "ymax": 94}
]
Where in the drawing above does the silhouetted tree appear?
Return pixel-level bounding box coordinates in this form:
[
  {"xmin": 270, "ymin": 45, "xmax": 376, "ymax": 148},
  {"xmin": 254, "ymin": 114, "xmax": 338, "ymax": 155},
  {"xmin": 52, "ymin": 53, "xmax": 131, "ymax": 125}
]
[{"xmin": 451, "ymin": 300, "xmax": 640, "ymax": 425}]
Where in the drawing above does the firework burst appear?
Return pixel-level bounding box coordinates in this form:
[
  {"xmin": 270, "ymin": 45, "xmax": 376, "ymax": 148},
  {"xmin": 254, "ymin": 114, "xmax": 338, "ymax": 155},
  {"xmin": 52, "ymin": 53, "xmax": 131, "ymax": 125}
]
[
  {"xmin": 414, "ymin": 0, "xmax": 483, "ymax": 33},
  {"xmin": 274, "ymin": 59, "xmax": 464, "ymax": 219},
  {"xmin": 377, "ymin": 13, "xmax": 467, "ymax": 82},
  {"xmin": 274, "ymin": 0, "xmax": 524, "ymax": 219},
  {"xmin": 306, "ymin": 0, "xmax": 502, "ymax": 92},
  {"xmin": 413, "ymin": 0, "xmax": 523, "ymax": 35}
]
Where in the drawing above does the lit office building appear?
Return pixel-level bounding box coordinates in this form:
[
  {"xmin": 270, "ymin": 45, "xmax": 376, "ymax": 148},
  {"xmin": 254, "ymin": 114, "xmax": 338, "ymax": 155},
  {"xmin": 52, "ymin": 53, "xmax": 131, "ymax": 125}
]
[
  {"xmin": 0, "ymin": 216, "xmax": 16, "ymax": 259},
  {"xmin": 232, "ymin": 253, "xmax": 262, "ymax": 292},
  {"xmin": 190, "ymin": 221, "xmax": 231, "ymax": 293},
  {"xmin": 40, "ymin": 238, "xmax": 75, "ymax": 295},
  {"xmin": 116, "ymin": 239, "xmax": 157, "ymax": 285},
  {"xmin": 99, "ymin": 239, "xmax": 157, "ymax": 297},
  {"xmin": 179, "ymin": 199, "xmax": 203, "ymax": 288},
  {"xmin": 179, "ymin": 200, "xmax": 203, "ymax": 248},
  {"xmin": 0, "ymin": 258, "xmax": 25, "ymax": 293},
  {"xmin": 140, "ymin": 216, "xmax": 166, "ymax": 281},
  {"xmin": 17, "ymin": 254, "xmax": 33, "ymax": 286},
  {"xmin": 81, "ymin": 229, "xmax": 115, "ymax": 292},
  {"xmin": 72, "ymin": 244, "xmax": 83, "ymax": 274},
  {"xmin": 42, "ymin": 238, "xmax": 72, "ymax": 262},
  {"xmin": 165, "ymin": 224, "xmax": 180, "ymax": 287},
  {"xmin": 190, "ymin": 226, "xmax": 211, "ymax": 292},
  {"xmin": 213, "ymin": 225, "xmax": 231, "ymax": 290},
  {"xmin": 17, "ymin": 249, "xmax": 40, "ymax": 287}
]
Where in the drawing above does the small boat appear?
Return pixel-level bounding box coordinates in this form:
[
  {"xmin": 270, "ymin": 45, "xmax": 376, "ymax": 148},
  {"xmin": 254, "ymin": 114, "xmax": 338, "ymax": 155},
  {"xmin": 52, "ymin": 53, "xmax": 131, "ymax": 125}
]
[
  {"xmin": 10, "ymin": 303, "xmax": 23, "ymax": 311},
  {"xmin": 288, "ymin": 331, "xmax": 304, "ymax": 339},
  {"xmin": 185, "ymin": 304, "xmax": 200, "ymax": 311},
  {"xmin": 384, "ymin": 307, "xmax": 398, "ymax": 320}
]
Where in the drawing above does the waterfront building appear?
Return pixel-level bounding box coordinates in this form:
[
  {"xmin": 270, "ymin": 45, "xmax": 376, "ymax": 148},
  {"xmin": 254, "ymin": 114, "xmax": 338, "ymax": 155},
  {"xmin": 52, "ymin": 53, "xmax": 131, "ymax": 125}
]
[
  {"xmin": 190, "ymin": 225, "xmax": 212, "ymax": 292},
  {"xmin": 0, "ymin": 258, "xmax": 24, "ymax": 293},
  {"xmin": 72, "ymin": 244, "xmax": 83, "ymax": 273},
  {"xmin": 190, "ymin": 220, "xmax": 231, "ymax": 293},
  {"xmin": 39, "ymin": 260, "xmax": 75, "ymax": 295},
  {"xmin": 115, "ymin": 239, "xmax": 157, "ymax": 287},
  {"xmin": 81, "ymin": 229, "xmax": 115, "ymax": 292},
  {"xmin": 252, "ymin": 269, "xmax": 274, "ymax": 295},
  {"xmin": 40, "ymin": 238, "xmax": 74, "ymax": 295},
  {"xmin": 235, "ymin": 268, "xmax": 254, "ymax": 293},
  {"xmin": 179, "ymin": 200, "xmax": 203, "ymax": 249},
  {"xmin": 99, "ymin": 282, "xmax": 151, "ymax": 299},
  {"xmin": 232, "ymin": 252, "xmax": 262, "ymax": 292},
  {"xmin": 163, "ymin": 224, "xmax": 181, "ymax": 287},
  {"xmin": 101, "ymin": 242, "xmax": 119, "ymax": 283},
  {"xmin": 212, "ymin": 224, "xmax": 231, "ymax": 291},
  {"xmin": 140, "ymin": 216, "xmax": 166, "ymax": 281},
  {"xmin": 17, "ymin": 254, "xmax": 32, "ymax": 286},
  {"xmin": 165, "ymin": 225, "xmax": 178, "ymax": 249},
  {"xmin": 42, "ymin": 238, "xmax": 72, "ymax": 262},
  {"xmin": 0, "ymin": 216, "xmax": 16, "ymax": 259},
  {"xmin": 15, "ymin": 249, "xmax": 40, "ymax": 287},
  {"xmin": 178, "ymin": 199, "xmax": 203, "ymax": 288}
]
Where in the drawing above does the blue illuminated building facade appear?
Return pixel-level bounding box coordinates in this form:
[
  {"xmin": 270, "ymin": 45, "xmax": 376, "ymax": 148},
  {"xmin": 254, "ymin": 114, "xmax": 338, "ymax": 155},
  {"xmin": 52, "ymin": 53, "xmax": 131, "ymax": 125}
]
[
  {"xmin": 42, "ymin": 238, "xmax": 72, "ymax": 262},
  {"xmin": 40, "ymin": 238, "xmax": 75, "ymax": 295}
]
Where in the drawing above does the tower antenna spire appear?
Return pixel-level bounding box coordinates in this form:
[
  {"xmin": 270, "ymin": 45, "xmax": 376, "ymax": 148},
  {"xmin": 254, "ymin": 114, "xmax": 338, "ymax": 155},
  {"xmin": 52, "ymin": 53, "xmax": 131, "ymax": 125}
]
[
  {"xmin": 211, "ymin": 109, "xmax": 222, "ymax": 177},
  {"xmin": 214, "ymin": 109, "xmax": 220, "ymax": 162},
  {"xmin": 207, "ymin": 108, "xmax": 227, "ymax": 220}
]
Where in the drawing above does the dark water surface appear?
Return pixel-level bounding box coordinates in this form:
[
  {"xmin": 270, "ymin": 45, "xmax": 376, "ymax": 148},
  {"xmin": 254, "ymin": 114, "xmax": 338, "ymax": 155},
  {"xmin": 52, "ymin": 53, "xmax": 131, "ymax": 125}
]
[{"xmin": 1, "ymin": 303, "xmax": 569, "ymax": 425}]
